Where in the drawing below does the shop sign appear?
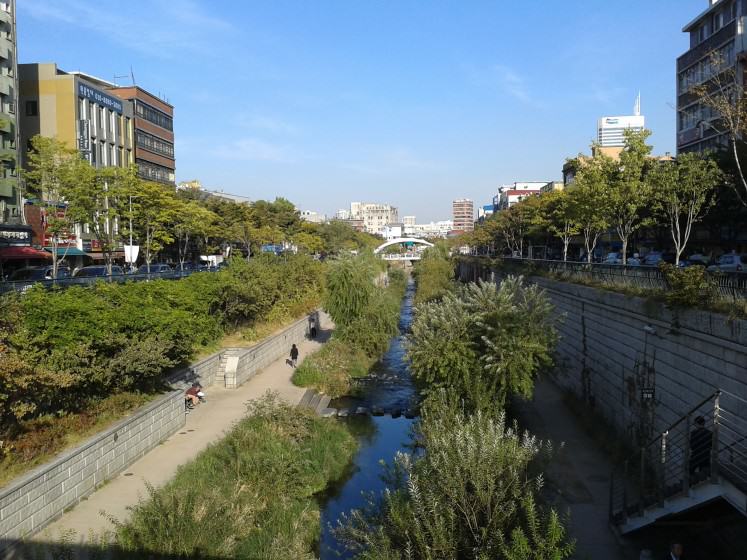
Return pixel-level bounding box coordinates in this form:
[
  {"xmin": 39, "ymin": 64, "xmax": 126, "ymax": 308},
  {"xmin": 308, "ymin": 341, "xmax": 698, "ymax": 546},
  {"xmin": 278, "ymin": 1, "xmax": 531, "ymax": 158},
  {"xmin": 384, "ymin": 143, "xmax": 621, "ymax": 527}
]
[
  {"xmin": 78, "ymin": 83, "xmax": 123, "ymax": 114},
  {"xmin": 0, "ymin": 227, "xmax": 32, "ymax": 247}
]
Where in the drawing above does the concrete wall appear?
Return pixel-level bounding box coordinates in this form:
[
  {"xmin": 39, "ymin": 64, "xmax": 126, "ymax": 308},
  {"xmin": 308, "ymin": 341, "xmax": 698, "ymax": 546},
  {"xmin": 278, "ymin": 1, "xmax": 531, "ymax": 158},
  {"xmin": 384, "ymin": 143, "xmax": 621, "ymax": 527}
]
[
  {"xmin": 0, "ymin": 390, "xmax": 184, "ymax": 548},
  {"xmin": 167, "ymin": 352, "xmax": 221, "ymax": 390},
  {"xmin": 456, "ymin": 259, "xmax": 747, "ymax": 444},
  {"xmin": 226, "ymin": 312, "xmax": 317, "ymax": 388}
]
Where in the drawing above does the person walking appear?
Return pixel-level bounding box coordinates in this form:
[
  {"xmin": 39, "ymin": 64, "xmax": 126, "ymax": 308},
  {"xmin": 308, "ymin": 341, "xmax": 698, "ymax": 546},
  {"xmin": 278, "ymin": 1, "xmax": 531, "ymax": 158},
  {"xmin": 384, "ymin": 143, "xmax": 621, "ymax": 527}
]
[
  {"xmin": 309, "ymin": 316, "xmax": 317, "ymax": 339},
  {"xmin": 689, "ymin": 416, "xmax": 712, "ymax": 481},
  {"xmin": 290, "ymin": 344, "xmax": 299, "ymax": 368},
  {"xmin": 668, "ymin": 542, "xmax": 683, "ymax": 559}
]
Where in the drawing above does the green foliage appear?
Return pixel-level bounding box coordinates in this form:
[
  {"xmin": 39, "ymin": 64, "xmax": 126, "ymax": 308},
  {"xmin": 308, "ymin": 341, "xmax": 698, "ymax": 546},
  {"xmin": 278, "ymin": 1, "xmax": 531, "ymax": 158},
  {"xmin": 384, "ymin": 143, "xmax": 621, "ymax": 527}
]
[
  {"xmin": 334, "ymin": 393, "xmax": 574, "ymax": 559},
  {"xmin": 659, "ymin": 263, "xmax": 719, "ymax": 308},
  {"xmin": 115, "ymin": 394, "xmax": 356, "ymax": 558},
  {"xmin": 413, "ymin": 246, "xmax": 454, "ymax": 304},
  {"xmin": 323, "ymin": 256, "xmax": 376, "ymax": 327},
  {"xmin": 408, "ymin": 277, "xmax": 557, "ymax": 412},
  {"xmin": 0, "ymin": 255, "xmax": 322, "ymax": 432}
]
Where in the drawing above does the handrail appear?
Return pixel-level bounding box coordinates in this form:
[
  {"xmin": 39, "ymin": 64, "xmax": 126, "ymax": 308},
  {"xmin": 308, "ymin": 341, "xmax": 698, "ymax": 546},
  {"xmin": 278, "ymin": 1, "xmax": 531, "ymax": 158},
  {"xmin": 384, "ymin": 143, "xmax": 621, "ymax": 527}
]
[{"xmin": 641, "ymin": 391, "xmax": 721, "ymax": 450}]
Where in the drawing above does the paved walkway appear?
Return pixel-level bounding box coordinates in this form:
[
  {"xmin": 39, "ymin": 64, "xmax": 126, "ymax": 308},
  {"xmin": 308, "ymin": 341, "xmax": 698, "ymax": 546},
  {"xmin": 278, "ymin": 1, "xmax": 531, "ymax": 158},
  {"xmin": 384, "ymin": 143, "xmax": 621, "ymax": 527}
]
[
  {"xmin": 35, "ymin": 315, "xmax": 333, "ymax": 543},
  {"xmin": 512, "ymin": 377, "xmax": 636, "ymax": 560}
]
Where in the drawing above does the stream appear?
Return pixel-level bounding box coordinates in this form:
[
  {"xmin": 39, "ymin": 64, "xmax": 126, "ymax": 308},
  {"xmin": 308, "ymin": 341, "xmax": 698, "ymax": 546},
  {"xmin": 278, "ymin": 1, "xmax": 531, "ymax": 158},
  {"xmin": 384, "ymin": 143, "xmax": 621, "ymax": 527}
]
[{"xmin": 318, "ymin": 278, "xmax": 419, "ymax": 559}]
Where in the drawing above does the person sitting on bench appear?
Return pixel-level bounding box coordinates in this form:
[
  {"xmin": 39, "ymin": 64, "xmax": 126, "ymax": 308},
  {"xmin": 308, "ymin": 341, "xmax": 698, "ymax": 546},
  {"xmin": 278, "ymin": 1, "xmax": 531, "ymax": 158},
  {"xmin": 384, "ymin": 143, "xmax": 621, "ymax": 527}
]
[{"xmin": 185, "ymin": 382, "xmax": 203, "ymax": 407}]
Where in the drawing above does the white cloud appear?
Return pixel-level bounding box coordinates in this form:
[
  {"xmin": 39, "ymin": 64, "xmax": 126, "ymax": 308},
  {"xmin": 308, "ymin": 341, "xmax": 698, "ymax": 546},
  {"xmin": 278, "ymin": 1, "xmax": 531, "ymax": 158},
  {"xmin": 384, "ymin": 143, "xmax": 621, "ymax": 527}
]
[
  {"xmin": 212, "ymin": 137, "xmax": 293, "ymax": 163},
  {"xmin": 22, "ymin": 0, "xmax": 233, "ymax": 59}
]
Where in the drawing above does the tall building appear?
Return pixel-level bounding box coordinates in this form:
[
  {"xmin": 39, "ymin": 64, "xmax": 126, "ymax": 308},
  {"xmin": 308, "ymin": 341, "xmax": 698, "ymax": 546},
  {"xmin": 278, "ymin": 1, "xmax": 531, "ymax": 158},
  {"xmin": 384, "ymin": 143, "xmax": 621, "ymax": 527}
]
[
  {"xmin": 19, "ymin": 64, "xmax": 134, "ymax": 171},
  {"xmin": 404, "ymin": 220, "xmax": 453, "ymax": 239},
  {"xmin": 677, "ymin": 0, "xmax": 742, "ymax": 153},
  {"xmin": 403, "ymin": 215, "xmax": 416, "ymax": 226},
  {"xmin": 349, "ymin": 202, "xmax": 398, "ymax": 235},
  {"xmin": 452, "ymin": 199, "xmax": 474, "ymax": 232},
  {"xmin": 109, "ymin": 86, "xmax": 175, "ymax": 184},
  {"xmin": 597, "ymin": 95, "xmax": 645, "ymax": 148},
  {"xmin": 0, "ymin": 0, "xmax": 19, "ymax": 225}
]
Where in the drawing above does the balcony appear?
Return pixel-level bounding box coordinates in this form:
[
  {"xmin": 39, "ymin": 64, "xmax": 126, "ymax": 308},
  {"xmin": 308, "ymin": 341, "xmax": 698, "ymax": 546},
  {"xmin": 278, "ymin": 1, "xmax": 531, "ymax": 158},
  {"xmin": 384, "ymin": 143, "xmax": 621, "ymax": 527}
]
[{"xmin": 677, "ymin": 19, "xmax": 739, "ymax": 72}]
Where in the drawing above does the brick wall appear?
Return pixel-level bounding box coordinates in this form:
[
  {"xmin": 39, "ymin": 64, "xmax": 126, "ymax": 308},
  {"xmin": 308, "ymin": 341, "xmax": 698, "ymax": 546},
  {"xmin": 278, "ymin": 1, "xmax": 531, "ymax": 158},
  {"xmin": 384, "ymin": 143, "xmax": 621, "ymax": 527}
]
[{"xmin": 0, "ymin": 390, "xmax": 184, "ymax": 550}]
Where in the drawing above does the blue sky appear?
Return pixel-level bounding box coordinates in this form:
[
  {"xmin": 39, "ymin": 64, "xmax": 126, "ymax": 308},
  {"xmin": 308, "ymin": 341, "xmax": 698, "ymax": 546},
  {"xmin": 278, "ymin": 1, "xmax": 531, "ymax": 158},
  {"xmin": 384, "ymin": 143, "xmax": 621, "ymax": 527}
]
[{"xmin": 20, "ymin": 0, "xmax": 704, "ymax": 221}]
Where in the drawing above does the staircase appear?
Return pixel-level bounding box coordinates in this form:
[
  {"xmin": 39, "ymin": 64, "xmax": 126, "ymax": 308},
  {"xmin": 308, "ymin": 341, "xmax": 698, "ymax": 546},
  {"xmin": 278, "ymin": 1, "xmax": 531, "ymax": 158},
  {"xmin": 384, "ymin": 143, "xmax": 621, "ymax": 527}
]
[{"xmin": 610, "ymin": 390, "xmax": 747, "ymax": 534}]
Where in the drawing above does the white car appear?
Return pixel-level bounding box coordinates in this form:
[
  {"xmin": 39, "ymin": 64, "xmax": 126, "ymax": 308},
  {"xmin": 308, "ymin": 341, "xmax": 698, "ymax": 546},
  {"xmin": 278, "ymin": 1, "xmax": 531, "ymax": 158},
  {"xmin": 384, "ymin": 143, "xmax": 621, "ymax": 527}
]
[{"xmin": 707, "ymin": 254, "xmax": 746, "ymax": 273}]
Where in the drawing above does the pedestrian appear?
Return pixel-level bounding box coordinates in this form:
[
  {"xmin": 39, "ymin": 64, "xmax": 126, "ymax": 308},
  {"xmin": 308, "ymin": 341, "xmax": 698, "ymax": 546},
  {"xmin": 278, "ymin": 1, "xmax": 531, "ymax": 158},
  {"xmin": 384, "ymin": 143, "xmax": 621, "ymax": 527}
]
[
  {"xmin": 290, "ymin": 344, "xmax": 299, "ymax": 368},
  {"xmin": 668, "ymin": 542, "xmax": 683, "ymax": 559},
  {"xmin": 689, "ymin": 416, "xmax": 712, "ymax": 481},
  {"xmin": 309, "ymin": 316, "xmax": 317, "ymax": 339}
]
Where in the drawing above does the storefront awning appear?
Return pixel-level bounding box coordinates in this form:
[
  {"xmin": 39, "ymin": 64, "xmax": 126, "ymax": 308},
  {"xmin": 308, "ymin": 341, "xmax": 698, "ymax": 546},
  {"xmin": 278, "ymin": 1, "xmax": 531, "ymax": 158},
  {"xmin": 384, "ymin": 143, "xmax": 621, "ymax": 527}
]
[
  {"xmin": 44, "ymin": 247, "xmax": 88, "ymax": 257},
  {"xmin": 0, "ymin": 246, "xmax": 52, "ymax": 260}
]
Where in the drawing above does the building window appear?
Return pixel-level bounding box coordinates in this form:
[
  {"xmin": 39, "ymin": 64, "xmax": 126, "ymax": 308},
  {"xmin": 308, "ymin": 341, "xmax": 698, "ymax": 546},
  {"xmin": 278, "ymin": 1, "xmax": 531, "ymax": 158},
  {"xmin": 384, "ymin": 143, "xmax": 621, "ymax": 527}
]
[
  {"xmin": 134, "ymin": 101, "xmax": 173, "ymax": 131},
  {"xmin": 135, "ymin": 129, "xmax": 175, "ymax": 158},
  {"xmin": 25, "ymin": 100, "xmax": 38, "ymax": 116},
  {"xmin": 136, "ymin": 158, "xmax": 173, "ymax": 183}
]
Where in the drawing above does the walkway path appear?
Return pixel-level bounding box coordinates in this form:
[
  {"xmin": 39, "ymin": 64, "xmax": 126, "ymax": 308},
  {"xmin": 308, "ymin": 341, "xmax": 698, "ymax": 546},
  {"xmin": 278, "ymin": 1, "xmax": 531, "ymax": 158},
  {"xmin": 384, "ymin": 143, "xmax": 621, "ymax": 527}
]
[
  {"xmin": 35, "ymin": 314, "xmax": 333, "ymax": 542},
  {"xmin": 512, "ymin": 377, "xmax": 636, "ymax": 560}
]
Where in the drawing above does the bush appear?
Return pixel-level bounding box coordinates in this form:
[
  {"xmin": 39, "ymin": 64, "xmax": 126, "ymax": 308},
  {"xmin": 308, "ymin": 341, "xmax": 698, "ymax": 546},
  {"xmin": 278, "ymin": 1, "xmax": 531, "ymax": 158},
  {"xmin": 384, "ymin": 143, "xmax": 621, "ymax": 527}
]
[
  {"xmin": 414, "ymin": 246, "xmax": 454, "ymax": 304},
  {"xmin": 659, "ymin": 262, "xmax": 719, "ymax": 308},
  {"xmin": 115, "ymin": 394, "xmax": 356, "ymax": 559},
  {"xmin": 0, "ymin": 255, "xmax": 323, "ymax": 433}
]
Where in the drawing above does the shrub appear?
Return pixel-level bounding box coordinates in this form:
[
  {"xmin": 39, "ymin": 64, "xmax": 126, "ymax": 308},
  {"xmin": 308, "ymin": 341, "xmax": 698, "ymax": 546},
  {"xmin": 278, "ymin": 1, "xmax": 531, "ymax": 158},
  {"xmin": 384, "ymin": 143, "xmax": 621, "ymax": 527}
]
[
  {"xmin": 413, "ymin": 246, "xmax": 454, "ymax": 304},
  {"xmin": 659, "ymin": 262, "xmax": 719, "ymax": 308}
]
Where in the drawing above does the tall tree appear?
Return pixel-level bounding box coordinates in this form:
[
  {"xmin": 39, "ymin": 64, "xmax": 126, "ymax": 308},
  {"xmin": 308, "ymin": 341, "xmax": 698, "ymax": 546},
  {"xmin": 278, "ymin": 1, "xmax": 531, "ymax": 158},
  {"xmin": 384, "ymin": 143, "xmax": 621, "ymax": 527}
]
[
  {"xmin": 22, "ymin": 136, "xmax": 78, "ymax": 278},
  {"xmin": 608, "ymin": 129, "xmax": 654, "ymax": 265},
  {"xmin": 173, "ymin": 200, "xmax": 218, "ymax": 270},
  {"xmin": 130, "ymin": 180, "xmax": 180, "ymax": 272},
  {"xmin": 569, "ymin": 152, "xmax": 614, "ymax": 263},
  {"xmin": 541, "ymin": 190, "xmax": 580, "ymax": 262},
  {"xmin": 649, "ymin": 152, "xmax": 722, "ymax": 265}
]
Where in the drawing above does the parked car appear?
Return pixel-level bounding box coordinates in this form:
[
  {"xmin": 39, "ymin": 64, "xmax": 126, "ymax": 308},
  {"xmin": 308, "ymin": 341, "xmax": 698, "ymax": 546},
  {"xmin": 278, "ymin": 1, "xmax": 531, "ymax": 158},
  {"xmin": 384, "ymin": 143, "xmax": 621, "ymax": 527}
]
[
  {"xmin": 707, "ymin": 254, "xmax": 747, "ymax": 273},
  {"xmin": 136, "ymin": 263, "xmax": 173, "ymax": 274},
  {"xmin": 678, "ymin": 259, "xmax": 707, "ymax": 269},
  {"xmin": 603, "ymin": 252, "xmax": 622, "ymax": 264},
  {"xmin": 177, "ymin": 262, "xmax": 207, "ymax": 272},
  {"xmin": 642, "ymin": 252, "xmax": 675, "ymax": 267},
  {"xmin": 10, "ymin": 265, "xmax": 71, "ymax": 281},
  {"xmin": 74, "ymin": 265, "xmax": 125, "ymax": 278},
  {"xmin": 687, "ymin": 253, "xmax": 711, "ymax": 266}
]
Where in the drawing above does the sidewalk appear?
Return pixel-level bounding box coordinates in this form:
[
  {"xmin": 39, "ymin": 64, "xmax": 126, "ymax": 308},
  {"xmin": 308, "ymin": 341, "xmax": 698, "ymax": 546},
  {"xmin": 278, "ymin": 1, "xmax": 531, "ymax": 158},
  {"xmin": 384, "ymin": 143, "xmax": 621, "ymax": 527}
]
[
  {"xmin": 512, "ymin": 378, "xmax": 634, "ymax": 560},
  {"xmin": 34, "ymin": 314, "xmax": 332, "ymax": 543}
]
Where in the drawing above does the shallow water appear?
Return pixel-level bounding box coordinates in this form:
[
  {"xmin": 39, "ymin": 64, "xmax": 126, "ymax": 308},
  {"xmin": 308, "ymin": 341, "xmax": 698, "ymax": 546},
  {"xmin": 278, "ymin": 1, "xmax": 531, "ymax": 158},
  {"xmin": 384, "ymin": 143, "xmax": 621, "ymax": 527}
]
[{"xmin": 319, "ymin": 279, "xmax": 419, "ymax": 558}]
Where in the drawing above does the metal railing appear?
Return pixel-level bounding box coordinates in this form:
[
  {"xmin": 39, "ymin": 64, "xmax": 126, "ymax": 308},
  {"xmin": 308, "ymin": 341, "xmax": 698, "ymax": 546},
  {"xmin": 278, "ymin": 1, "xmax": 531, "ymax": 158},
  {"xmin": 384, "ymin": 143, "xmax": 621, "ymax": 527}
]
[
  {"xmin": 610, "ymin": 390, "xmax": 747, "ymax": 525},
  {"xmin": 0, "ymin": 268, "xmax": 204, "ymax": 294},
  {"xmin": 468, "ymin": 255, "xmax": 747, "ymax": 301}
]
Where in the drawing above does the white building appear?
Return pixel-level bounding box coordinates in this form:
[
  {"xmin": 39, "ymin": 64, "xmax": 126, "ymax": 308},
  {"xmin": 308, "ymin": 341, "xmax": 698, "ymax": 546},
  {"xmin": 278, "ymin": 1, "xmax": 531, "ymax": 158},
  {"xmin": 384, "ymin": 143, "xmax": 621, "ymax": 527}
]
[
  {"xmin": 494, "ymin": 182, "xmax": 547, "ymax": 210},
  {"xmin": 597, "ymin": 95, "xmax": 645, "ymax": 148},
  {"xmin": 335, "ymin": 209, "xmax": 351, "ymax": 220},
  {"xmin": 403, "ymin": 215, "xmax": 416, "ymax": 226},
  {"xmin": 404, "ymin": 220, "xmax": 453, "ymax": 239},
  {"xmin": 349, "ymin": 202, "xmax": 399, "ymax": 235},
  {"xmin": 300, "ymin": 210, "xmax": 326, "ymax": 224},
  {"xmin": 382, "ymin": 223, "xmax": 403, "ymax": 240}
]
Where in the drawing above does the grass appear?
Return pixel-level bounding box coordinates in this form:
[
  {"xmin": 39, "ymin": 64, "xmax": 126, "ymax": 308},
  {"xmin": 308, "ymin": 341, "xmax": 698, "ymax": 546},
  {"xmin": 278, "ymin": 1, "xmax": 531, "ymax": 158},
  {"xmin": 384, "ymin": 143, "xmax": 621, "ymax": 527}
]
[
  {"xmin": 292, "ymin": 338, "xmax": 375, "ymax": 397},
  {"xmin": 112, "ymin": 394, "xmax": 357, "ymax": 559},
  {"xmin": 0, "ymin": 392, "xmax": 156, "ymax": 488}
]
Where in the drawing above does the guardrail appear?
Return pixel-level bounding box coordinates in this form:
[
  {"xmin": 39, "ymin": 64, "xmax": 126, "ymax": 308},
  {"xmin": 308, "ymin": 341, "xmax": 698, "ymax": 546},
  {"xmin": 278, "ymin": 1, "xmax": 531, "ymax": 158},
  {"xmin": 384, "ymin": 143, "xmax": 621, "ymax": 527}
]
[
  {"xmin": 0, "ymin": 269, "xmax": 203, "ymax": 294},
  {"xmin": 467, "ymin": 255, "xmax": 747, "ymax": 301}
]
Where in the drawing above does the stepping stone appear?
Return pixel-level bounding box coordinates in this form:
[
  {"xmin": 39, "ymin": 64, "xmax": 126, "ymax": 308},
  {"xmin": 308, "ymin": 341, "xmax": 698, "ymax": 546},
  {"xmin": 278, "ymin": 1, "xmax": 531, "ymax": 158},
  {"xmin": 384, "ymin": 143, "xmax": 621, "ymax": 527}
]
[
  {"xmin": 315, "ymin": 395, "xmax": 331, "ymax": 414},
  {"xmin": 319, "ymin": 408, "xmax": 337, "ymax": 418},
  {"xmin": 355, "ymin": 406, "xmax": 369, "ymax": 415},
  {"xmin": 371, "ymin": 407, "xmax": 384, "ymax": 416},
  {"xmin": 390, "ymin": 408, "xmax": 401, "ymax": 418},
  {"xmin": 298, "ymin": 389, "xmax": 315, "ymax": 408},
  {"xmin": 337, "ymin": 408, "xmax": 349, "ymax": 417}
]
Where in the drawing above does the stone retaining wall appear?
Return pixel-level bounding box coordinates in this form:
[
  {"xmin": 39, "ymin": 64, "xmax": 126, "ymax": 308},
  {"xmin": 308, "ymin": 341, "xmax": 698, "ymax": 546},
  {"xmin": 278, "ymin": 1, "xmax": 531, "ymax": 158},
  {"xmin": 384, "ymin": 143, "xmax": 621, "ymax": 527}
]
[
  {"xmin": 0, "ymin": 390, "xmax": 184, "ymax": 550},
  {"xmin": 456, "ymin": 259, "xmax": 747, "ymax": 444},
  {"xmin": 226, "ymin": 312, "xmax": 318, "ymax": 388}
]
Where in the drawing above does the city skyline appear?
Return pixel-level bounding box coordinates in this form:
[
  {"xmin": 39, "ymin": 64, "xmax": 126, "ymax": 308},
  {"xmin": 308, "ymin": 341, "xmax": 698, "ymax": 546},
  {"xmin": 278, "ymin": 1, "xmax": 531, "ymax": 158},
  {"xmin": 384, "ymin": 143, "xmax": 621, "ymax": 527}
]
[{"xmin": 19, "ymin": 0, "xmax": 702, "ymax": 221}]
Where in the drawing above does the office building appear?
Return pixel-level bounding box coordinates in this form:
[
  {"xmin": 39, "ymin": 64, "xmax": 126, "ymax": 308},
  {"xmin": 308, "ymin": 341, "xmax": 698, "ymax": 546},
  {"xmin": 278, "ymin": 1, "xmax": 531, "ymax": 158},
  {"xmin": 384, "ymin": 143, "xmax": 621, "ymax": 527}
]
[
  {"xmin": 452, "ymin": 199, "xmax": 474, "ymax": 232},
  {"xmin": 19, "ymin": 64, "xmax": 134, "ymax": 171},
  {"xmin": 403, "ymin": 220, "xmax": 453, "ymax": 239},
  {"xmin": 597, "ymin": 95, "xmax": 645, "ymax": 148},
  {"xmin": 349, "ymin": 202, "xmax": 398, "ymax": 235},
  {"xmin": 677, "ymin": 0, "xmax": 742, "ymax": 152},
  {"xmin": 403, "ymin": 215, "xmax": 416, "ymax": 226},
  {"xmin": 0, "ymin": 0, "xmax": 19, "ymax": 225},
  {"xmin": 477, "ymin": 204, "xmax": 494, "ymax": 222},
  {"xmin": 109, "ymin": 86, "xmax": 175, "ymax": 183}
]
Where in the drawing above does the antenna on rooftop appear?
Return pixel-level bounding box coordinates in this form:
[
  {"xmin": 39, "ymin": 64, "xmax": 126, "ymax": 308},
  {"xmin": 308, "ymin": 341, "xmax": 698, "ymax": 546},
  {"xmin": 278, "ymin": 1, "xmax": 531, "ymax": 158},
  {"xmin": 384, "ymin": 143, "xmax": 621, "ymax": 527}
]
[
  {"xmin": 130, "ymin": 66, "xmax": 137, "ymax": 86},
  {"xmin": 113, "ymin": 73, "xmax": 128, "ymax": 86},
  {"xmin": 634, "ymin": 91, "xmax": 641, "ymax": 116}
]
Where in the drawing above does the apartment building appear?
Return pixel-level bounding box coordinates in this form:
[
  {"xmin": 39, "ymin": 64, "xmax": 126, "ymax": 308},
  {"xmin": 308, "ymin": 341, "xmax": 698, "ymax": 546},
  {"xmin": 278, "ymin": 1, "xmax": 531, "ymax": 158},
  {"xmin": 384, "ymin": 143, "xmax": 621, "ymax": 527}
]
[
  {"xmin": 677, "ymin": 0, "xmax": 742, "ymax": 152},
  {"xmin": 452, "ymin": 199, "xmax": 474, "ymax": 232},
  {"xmin": 349, "ymin": 202, "xmax": 399, "ymax": 235},
  {"xmin": 0, "ymin": 0, "xmax": 19, "ymax": 225}
]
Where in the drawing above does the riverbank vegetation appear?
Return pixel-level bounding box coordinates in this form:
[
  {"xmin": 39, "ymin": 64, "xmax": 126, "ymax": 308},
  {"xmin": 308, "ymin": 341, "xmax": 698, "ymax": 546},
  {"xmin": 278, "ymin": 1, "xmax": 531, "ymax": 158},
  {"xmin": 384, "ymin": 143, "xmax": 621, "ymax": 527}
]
[
  {"xmin": 412, "ymin": 245, "xmax": 454, "ymax": 304},
  {"xmin": 87, "ymin": 395, "xmax": 355, "ymax": 559},
  {"xmin": 335, "ymin": 257, "xmax": 575, "ymax": 559},
  {"xmin": 0, "ymin": 255, "xmax": 322, "ymax": 483},
  {"xmin": 293, "ymin": 256, "xmax": 407, "ymax": 396}
]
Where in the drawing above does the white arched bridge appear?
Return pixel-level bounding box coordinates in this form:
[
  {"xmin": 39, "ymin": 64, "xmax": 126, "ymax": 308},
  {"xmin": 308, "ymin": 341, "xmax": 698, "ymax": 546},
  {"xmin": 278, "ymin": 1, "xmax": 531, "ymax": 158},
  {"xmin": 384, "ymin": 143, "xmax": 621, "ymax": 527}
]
[{"xmin": 374, "ymin": 238, "xmax": 434, "ymax": 261}]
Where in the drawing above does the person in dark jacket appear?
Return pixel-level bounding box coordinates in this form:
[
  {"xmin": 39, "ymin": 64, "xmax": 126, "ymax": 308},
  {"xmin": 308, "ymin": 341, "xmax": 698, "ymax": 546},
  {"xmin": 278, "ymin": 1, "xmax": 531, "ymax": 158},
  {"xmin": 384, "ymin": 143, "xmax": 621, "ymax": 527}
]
[
  {"xmin": 290, "ymin": 344, "xmax": 299, "ymax": 368},
  {"xmin": 689, "ymin": 416, "xmax": 712, "ymax": 480}
]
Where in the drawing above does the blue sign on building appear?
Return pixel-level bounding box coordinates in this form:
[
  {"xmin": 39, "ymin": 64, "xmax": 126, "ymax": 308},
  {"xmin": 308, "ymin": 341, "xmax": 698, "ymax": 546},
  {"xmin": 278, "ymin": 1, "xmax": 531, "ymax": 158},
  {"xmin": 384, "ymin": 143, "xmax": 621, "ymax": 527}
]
[{"xmin": 77, "ymin": 83, "xmax": 123, "ymax": 114}]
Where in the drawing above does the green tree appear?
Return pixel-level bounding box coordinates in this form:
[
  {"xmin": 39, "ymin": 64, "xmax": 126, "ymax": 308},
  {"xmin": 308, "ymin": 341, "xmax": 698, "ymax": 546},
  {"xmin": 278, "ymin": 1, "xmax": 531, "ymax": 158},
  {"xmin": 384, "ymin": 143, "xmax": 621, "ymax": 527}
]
[
  {"xmin": 323, "ymin": 256, "xmax": 375, "ymax": 327},
  {"xmin": 540, "ymin": 190, "xmax": 579, "ymax": 262},
  {"xmin": 173, "ymin": 200, "xmax": 218, "ymax": 270},
  {"xmin": 22, "ymin": 136, "xmax": 78, "ymax": 278},
  {"xmin": 413, "ymin": 245, "xmax": 454, "ymax": 303},
  {"xmin": 608, "ymin": 129, "xmax": 654, "ymax": 264},
  {"xmin": 649, "ymin": 152, "xmax": 722, "ymax": 265},
  {"xmin": 569, "ymin": 152, "xmax": 614, "ymax": 263},
  {"xmin": 130, "ymin": 180, "xmax": 180, "ymax": 272}
]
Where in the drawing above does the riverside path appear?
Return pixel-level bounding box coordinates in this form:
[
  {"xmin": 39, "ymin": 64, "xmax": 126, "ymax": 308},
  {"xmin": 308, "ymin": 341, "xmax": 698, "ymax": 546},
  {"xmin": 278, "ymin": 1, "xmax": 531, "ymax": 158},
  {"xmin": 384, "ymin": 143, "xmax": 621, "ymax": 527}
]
[{"xmin": 33, "ymin": 313, "xmax": 333, "ymax": 544}]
